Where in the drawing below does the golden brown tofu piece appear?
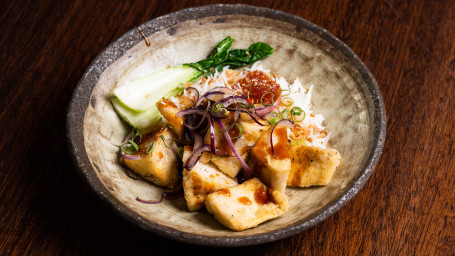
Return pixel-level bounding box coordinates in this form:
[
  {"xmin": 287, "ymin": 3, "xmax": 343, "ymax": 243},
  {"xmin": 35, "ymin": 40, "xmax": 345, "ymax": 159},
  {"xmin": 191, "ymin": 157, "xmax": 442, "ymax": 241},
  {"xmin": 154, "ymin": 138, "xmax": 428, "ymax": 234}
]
[
  {"xmin": 182, "ymin": 146, "xmax": 238, "ymax": 211},
  {"xmin": 287, "ymin": 145, "xmax": 342, "ymax": 187},
  {"xmin": 123, "ymin": 126, "xmax": 180, "ymax": 189},
  {"xmin": 156, "ymin": 99, "xmax": 184, "ymax": 138},
  {"xmin": 204, "ymin": 178, "xmax": 288, "ymax": 231},
  {"xmin": 249, "ymin": 126, "xmax": 290, "ymax": 193},
  {"xmin": 205, "ymin": 113, "xmax": 268, "ymax": 178}
]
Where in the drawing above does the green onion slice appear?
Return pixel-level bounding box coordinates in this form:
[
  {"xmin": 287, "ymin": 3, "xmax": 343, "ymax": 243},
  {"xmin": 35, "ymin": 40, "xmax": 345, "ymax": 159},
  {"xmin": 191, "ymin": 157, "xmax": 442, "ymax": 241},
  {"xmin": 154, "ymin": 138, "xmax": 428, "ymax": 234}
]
[
  {"xmin": 260, "ymin": 92, "xmax": 275, "ymax": 106},
  {"xmin": 160, "ymin": 135, "xmax": 173, "ymax": 149},
  {"xmin": 121, "ymin": 140, "xmax": 139, "ymax": 154},
  {"xmin": 281, "ymin": 89, "xmax": 291, "ymax": 97},
  {"xmin": 281, "ymin": 97, "xmax": 294, "ymax": 106},
  {"xmin": 280, "ymin": 109, "xmax": 290, "ymax": 119},
  {"xmin": 131, "ymin": 128, "xmax": 142, "ymax": 142},
  {"xmin": 268, "ymin": 117, "xmax": 281, "ymax": 126},
  {"xmin": 210, "ymin": 154, "xmax": 223, "ymax": 161},
  {"xmin": 238, "ymin": 102, "xmax": 255, "ymax": 108},
  {"xmin": 291, "ymin": 140, "xmax": 307, "ymax": 147},
  {"xmin": 290, "ymin": 107, "xmax": 306, "ymax": 122},
  {"xmin": 146, "ymin": 142, "xmax": 156, "ymax": 155},
  {"xmin": 230, "ymin": 123, "xmax": 243, "ymax": 139}
]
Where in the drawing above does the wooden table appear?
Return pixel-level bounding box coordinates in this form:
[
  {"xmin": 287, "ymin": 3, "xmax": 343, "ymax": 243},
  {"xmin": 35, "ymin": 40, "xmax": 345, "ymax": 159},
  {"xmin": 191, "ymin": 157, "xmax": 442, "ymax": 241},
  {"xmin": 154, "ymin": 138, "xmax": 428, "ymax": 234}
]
[{"xmin": 1, "ymin": 0, "xmax": 453, "ymax": 254}]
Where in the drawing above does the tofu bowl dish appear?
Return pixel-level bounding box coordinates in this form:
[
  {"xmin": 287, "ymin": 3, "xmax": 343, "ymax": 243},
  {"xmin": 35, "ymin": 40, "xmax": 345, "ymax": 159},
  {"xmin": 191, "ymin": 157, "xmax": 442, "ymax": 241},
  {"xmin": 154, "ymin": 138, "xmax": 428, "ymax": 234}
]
[{"xmin": 67, "ymin": 5, "xmax": 386, "ymax": 246}]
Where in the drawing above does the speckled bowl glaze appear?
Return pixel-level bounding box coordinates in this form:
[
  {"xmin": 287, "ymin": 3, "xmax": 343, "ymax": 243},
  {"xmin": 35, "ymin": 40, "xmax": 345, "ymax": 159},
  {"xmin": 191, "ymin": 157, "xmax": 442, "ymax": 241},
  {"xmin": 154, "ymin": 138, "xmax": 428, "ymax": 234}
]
[{"xmin": 66, "ymin": 4, "xmax": 386, "ymax": 247}]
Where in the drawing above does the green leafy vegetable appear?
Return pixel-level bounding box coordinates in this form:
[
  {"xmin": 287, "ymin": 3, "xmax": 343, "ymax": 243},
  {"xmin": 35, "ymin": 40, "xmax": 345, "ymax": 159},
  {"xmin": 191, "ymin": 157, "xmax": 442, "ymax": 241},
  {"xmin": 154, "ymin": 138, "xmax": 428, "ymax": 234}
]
[{"xmin": 184, "ymin": 36, "xmax": 273, "ymax": 79}]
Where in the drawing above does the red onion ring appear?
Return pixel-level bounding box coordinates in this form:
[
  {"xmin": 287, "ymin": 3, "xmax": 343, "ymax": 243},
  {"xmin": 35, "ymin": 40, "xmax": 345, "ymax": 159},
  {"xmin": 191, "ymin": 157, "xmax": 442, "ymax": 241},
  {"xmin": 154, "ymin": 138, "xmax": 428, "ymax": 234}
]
[
  {"xmin": 135, "ymin": 185, "xmax": 183, "ymax": 204},
  {"xmin": 236, "ymin": 109, "xmax": 265, "ymax": 126},
  {"xmin": 194, "ymin": 133, "xmax": 203, "ymax": 149},
  {"xmin": 195, "ymin": 91, "xmax": 224, "ymax": 106},
  {"xmin": 177, "ymin": 108, "xmax": 208, "ymax": 117},
  {"xmin": 209, "ymin": 118, "xmax": 216, "ymax": 154},
  {"xmin": 121, "ymin": 151, "xmax": 140, "ymax": 161},
  {"xmin": 215, "ymin": 118, "xmax": 252, "ymax": 175},
  {"xmin": 219, "ymin": 95, "xmax": 250, "ymax": 108},
  {"xmin": 181, "ymin": 102, "xmax": 211, "ymax": 130},
  {"xmin": 136, "ymin": 196, "xmax": 164, "ymax": 204},
  {"xmin": 207, "ymin": 87, "xmax": 235, "ymax": 94},
  {"xmin": 184, "ymin": 145, "xmax": 211, "ymax": 169},
  {"xmin": 185, "ymin": 87, "xmax": 199, "ymax": 105},
  {"xmin": 270, "ymin": 119, "xmax": 294, "ymax": 157}
]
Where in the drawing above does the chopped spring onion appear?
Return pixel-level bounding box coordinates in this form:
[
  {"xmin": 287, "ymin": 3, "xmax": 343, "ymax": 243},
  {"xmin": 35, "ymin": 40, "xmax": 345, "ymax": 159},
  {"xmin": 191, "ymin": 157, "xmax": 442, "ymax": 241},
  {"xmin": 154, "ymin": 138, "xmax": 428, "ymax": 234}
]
[
  {"xmin": 260, "ymin": 92, "xmax": 275, "ymax": 106},
  {"xmin": 146, "ymin": 142, "xmax": 156, "ymax": 155},
  {"xmin": 268, "ymin": 118, "xmax": 280, "ymax": 125},
  {"xmin": 290, "ymin": 107, "xmax": 306, "ymax": 122},
  {"xmin": 281, "ymin": 89, "xmax": 291, "ymax": 96},
  {"xmin": 160, "ymin": 135, "xmax": 173, "ymax": 149},
  {"xmin": 291, "ymin": 140, "xmax": 307, "ymax": 147},
  {"xmin": 121, "ymin": 140, "xmax": 139, "ymax": 155},
  {"xmin": 281, "ymin": 97, "xmax": 294, "ymax": 106},
  {"xmin": 210, "ymin": 154, "xmax": 223, "ymax": 161},
  {"xmin": 230, "ymin": 123, "xmax": 243, "ymax": 139},
  {"xmin": 267, "ymin": 111, "xmax": 282, "ymax": 125},
  {"xmin": 280, "ymin": 109, "xmax": 290, "ymax": 119},
  {"xmin": 132, "ymin": 128, "xmax": 142, "ymax": 142}
]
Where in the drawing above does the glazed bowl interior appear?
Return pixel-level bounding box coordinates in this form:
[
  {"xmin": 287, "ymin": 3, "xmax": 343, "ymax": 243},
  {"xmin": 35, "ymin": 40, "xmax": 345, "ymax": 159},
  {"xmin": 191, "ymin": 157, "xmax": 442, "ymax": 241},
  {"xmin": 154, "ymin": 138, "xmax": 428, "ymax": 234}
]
[{"xmin": 68, "ymin": 5, "xmax": 385, "ymax": 246}]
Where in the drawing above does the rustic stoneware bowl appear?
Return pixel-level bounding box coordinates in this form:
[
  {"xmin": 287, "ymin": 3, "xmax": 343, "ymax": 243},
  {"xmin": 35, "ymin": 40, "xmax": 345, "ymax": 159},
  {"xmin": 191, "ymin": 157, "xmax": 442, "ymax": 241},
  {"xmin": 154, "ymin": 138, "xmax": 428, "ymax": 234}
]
[{"xmin": 67, "ymin": 4, "xmax": 386, "ymax": 246}]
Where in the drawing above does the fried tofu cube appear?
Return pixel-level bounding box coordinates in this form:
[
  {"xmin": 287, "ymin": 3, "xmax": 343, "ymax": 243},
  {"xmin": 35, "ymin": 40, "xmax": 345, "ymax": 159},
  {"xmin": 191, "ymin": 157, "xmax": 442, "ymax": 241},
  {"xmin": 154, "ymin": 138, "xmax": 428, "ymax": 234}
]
[
  {"xmin": 287, "ymin": 145, "xmax": 342, "ymax": 187},
  {"xmin": 182, "ymin": 146, "xmax": 238, "ymax": 211},
  {"xmin": 205, "ymin": 113, "xmax": 268, "ymax": 178},
  {"xmin": 204, "ymin": 178, "xmax": 288, "ymax": 231},
  {"xmin": 248, "ymin": 126, "xmax": 290, "ymax": 193},
  {"xmin": 156, "ymin": 99, "xmax": 184, "ymax": 138},
  {"xmin": 123, "ymin": 126, "xmax": 180, "ymax": 189}
]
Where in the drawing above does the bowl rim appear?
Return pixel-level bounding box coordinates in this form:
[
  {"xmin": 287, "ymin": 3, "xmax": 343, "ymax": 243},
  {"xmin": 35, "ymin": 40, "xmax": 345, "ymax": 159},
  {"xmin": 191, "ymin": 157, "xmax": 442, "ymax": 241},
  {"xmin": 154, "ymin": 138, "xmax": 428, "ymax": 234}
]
[{"xmin": 66, "ymin": 4, "xmax": 386, "ymax": 247}]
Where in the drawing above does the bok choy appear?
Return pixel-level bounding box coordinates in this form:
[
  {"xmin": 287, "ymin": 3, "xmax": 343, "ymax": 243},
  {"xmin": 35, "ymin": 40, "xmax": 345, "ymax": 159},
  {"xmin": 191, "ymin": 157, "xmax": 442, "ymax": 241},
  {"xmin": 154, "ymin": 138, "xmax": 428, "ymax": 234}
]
[{"xmin": 111, "ymin": 36, "xmax": 273, "ymax": 130}]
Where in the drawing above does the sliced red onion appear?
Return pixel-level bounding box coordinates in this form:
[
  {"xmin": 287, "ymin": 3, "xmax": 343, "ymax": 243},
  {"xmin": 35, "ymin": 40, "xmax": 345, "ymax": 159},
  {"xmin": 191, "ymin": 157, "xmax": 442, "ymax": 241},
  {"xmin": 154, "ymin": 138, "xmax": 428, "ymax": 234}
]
[
  {"xmin": 121, "ymin": 151, "xmax": 140, "ymax": 161},
  {"xmin": 207, "ymin": 87, "xmax": 235, "ymax": 94},
  {"xmin": 222, "ymin": 109, "xmax": 240, "ymax": 132},
  {"xmin": 194, "ymin": 133, "xmax": 203, "ymax": 149},
  {"xmin": 182, "ymin": 102, "xmax": 211, "ymax": 130},
  {"xmin": 209, "ymin": 118, "xmax": 216, "ymax": 154},
  {"xmin": 135, "ymin": 185, "xmax": 183, "ymax": 204},
  {"xmin": 121, "ymin": 132, "xmax": 132, "ymax": 143},
  {"xmin": 270, "ymin": 119, "xmax": 294, "ymax": 157},
  {"xmin": 219, "ymin": 96, "xmax": 250, "ymax": 108},
  {"xmin": 185, "ymin": 87, "xmax": 199, "ymax": 104},
  {"xmin": 236, "ymin": 109, "xmax": 265, "ymax": 126},
  {"xmin": 184, "ymin": 145, "xmax": 210, "ymax": 169},
  {"xmin": 136, "ymin": 196, "xmax": 164, "ymax": 204},
  {"xmin": 195, "ymin": 91, "xmax": 224, "ymax": 106},
  {"xmin": 177, "ymin": 108, "xmax": 208, "ymax": 117},
  {"xmin": 124, "ymin": 154, "xmax": 140, "ymax": 160},
  {"xmin": 215, "ymin": 118, "xmax": 252, "ymax": 175},
  {"xmin": 171, "ymin": 141, "xmax": 179, "ymax": 155},
  {"xmin": 255, "ymin": 95, "xmax": 281, "ymax": 117}
]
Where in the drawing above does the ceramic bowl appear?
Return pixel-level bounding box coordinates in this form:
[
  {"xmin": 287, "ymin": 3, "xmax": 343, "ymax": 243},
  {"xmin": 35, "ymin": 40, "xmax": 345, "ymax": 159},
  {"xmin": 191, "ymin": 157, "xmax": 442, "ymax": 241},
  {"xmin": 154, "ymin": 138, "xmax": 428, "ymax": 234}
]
[{"xmin": 66, "ymin": 4, "xmax": 386, "ymax": 246}]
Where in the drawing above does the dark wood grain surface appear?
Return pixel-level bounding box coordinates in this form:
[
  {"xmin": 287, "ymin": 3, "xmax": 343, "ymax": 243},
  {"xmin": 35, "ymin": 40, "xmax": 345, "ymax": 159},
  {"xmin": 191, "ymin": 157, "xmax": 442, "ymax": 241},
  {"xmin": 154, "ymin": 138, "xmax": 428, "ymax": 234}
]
[{"xmin": 1, "ymin": 0, "xmax": 454, "ymax": 255}]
